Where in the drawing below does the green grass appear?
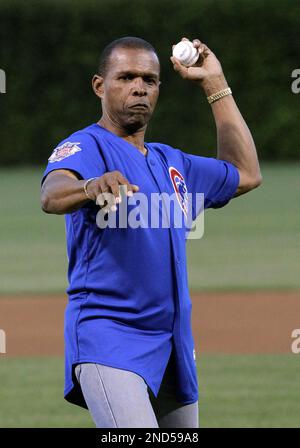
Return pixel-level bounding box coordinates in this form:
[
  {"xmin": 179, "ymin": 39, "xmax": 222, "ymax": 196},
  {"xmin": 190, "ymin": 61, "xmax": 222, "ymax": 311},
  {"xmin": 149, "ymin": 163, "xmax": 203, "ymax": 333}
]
[
  {"xmin": 0, "ymin": 163, "xmax": 299, "ymax": 294},
  {"xmin": 0, "ymin": 357, "xmax": 92, "ymax": 428},
  {"xmin": 0, "ymin": 167, "xmax": 67, "ymax": 294},
  {"xmin": 188, "ymin": 162, "xmax": 300, "ymax": 291},
  {"xmin": 0, "ymin": 354, "xmax": 299, "ymax": 427},
  {"xmin": 198, "ymin": 354, "xmax": 300, "ymax": 428}
]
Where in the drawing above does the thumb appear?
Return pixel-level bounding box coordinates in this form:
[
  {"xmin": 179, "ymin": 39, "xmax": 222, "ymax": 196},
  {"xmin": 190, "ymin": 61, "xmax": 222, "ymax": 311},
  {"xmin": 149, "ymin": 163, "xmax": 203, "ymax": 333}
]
[{"xmin": 170, "ymin": 56, "xmax": 189, "ymax": 79}]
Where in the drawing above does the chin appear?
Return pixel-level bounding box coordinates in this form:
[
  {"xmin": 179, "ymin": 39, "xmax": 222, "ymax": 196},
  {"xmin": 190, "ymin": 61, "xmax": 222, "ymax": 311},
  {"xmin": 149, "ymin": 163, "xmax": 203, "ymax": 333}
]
[{"xmin": 125, "ymin": 115, "xmax": 149, "ymax": 132}]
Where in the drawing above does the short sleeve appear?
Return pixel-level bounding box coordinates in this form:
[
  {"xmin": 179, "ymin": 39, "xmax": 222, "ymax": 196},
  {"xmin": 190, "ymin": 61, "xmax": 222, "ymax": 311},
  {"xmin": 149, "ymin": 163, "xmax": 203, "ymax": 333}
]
[
  {"xmin": 41, "ymin": 132, "xmax": 106, "ymax": 186},
  {"xmin": 181, "ymin": 152, "xmax": 240, "ymax": 220}
]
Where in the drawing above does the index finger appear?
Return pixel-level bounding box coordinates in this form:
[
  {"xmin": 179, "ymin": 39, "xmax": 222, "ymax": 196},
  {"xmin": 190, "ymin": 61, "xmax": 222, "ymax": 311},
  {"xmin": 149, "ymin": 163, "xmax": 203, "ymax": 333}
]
[{"xmin": 116, "ymin": 173, "xmax": 139, "ymax": 195}]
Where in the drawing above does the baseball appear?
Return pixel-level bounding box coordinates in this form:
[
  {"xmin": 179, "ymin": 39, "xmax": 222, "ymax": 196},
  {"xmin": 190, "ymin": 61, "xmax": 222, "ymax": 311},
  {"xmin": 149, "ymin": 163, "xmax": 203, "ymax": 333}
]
[{"xmin": 172, "ymin": 40, "xmax": 199, "ymax": 67}]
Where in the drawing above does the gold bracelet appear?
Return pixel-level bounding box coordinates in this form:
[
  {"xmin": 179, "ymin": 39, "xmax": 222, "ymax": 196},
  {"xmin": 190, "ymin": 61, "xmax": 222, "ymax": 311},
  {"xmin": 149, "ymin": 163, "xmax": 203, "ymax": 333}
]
[
  {"xmin": 83, "ymin": 177, "xmax": 97, "ymax": 200},
  {"xmin": 207, "ymin": 87, "xmax": 232, "ymax": 104}
]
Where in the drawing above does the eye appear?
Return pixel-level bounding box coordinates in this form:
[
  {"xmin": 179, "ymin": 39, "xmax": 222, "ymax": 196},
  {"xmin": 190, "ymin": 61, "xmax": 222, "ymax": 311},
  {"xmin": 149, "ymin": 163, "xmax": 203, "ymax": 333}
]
[
  {"xmin": 120, "ymin": 74, "xmax": 133, "ymax": 81},
  {"xmin": 144, "ymin": 77, "xmax": 156, "ymax": 85}
]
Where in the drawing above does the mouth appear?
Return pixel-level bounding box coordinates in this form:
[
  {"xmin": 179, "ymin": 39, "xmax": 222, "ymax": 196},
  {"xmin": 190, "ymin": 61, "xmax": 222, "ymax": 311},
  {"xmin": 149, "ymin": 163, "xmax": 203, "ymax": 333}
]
[{"xmin": 129, "ymin": 103, "xmax": 149, "ymax": 110}]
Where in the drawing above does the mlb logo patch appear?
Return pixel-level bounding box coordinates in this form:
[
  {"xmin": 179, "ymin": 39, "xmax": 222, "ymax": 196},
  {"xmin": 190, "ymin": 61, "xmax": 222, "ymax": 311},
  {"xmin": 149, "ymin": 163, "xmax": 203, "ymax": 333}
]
[
  {"xmin": 48, "ymin": 141, "xmax": 82, "ymax": 163},
  {"xmin": 169, "ymin": 166, "xmax": 188, "ymax": 217}
]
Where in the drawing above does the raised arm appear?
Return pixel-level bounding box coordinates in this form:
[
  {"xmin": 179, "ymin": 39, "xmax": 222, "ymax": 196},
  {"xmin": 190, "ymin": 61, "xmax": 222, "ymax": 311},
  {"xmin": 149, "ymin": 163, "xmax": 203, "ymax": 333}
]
[{"xmin": 170, "ymin": 37, "xmax": 262, "ymax": 197}]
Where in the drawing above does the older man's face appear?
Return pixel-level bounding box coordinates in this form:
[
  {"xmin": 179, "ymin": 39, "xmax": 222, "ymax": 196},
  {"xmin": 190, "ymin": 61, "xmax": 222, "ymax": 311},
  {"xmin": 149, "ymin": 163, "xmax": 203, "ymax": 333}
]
[{"xmin": 100, "ymin": 48, "xmax": 161, "ymax": 131}]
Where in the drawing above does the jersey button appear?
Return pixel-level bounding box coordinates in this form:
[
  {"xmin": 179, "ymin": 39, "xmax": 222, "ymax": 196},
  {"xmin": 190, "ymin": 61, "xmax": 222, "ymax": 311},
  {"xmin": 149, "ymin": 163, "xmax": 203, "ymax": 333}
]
[{"xmin": 149, "ymin": 159, "xmax": 155, "ymax": 166}]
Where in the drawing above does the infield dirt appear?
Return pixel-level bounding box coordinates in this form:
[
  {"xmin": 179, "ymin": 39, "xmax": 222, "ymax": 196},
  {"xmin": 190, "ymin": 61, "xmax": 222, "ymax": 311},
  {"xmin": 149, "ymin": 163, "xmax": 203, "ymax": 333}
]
[{"xmin": 0, "ymin": 291, "xmax": 299, "ymax": 356}]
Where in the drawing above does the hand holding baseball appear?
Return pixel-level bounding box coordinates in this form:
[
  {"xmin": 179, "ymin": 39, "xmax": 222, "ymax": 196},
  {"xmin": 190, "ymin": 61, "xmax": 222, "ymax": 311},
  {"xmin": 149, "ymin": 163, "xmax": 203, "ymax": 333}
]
[{"xmin": 171, "ymin": 38, "xmax": 227, "ymax": 92}]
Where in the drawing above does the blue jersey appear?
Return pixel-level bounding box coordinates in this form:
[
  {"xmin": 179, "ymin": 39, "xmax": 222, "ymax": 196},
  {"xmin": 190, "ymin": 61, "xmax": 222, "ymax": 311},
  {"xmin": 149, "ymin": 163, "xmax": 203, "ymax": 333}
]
[{"xmin": 41, "ymin": 123, "xmax": 239, "ymax": 409}]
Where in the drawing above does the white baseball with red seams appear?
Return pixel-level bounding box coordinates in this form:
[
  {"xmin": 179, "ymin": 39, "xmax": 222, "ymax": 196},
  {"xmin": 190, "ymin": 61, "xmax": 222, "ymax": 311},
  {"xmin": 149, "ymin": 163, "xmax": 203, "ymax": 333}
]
[{"xmin": 172, "ymin": 40, "xmax": 199, "ymax": 67}]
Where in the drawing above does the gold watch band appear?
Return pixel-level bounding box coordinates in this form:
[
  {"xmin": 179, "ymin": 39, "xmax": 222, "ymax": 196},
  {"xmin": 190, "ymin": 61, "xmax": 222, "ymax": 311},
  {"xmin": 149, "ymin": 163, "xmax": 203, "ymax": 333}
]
[{"xmin": 207, "ymin": 87, "xmax": 232, "ymax": 104}]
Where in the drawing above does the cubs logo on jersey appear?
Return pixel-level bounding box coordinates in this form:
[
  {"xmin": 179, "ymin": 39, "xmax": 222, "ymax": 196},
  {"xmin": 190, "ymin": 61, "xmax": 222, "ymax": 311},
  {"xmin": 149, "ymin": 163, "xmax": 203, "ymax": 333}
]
[
  {"xmin": 48, "ymin": 141, "xmax": 82, "ymax": 163},
  {"xmin": 169, "ymin": 166, "xmax": 188, "ymax": 217}
]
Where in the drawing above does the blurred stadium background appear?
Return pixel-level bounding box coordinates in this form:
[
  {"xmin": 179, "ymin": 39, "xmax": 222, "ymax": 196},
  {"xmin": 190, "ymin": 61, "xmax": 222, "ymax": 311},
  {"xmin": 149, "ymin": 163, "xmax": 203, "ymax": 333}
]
[{"xmin": 0, "ymin": 0, "xmax": 299, "ymax": 427}]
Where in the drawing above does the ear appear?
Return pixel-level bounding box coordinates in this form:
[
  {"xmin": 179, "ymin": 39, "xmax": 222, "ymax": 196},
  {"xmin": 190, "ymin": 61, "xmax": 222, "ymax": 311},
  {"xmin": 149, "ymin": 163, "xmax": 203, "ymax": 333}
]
[{"xmin": 92, "ymin": 74, "xmax": 104, "ymax": 99}]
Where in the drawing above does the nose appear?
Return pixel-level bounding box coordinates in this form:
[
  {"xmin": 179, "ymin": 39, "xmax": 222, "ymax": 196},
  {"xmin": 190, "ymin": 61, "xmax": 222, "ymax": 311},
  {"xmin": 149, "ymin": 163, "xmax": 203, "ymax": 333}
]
[{"xmin": 132, "ymin": 77, "xmax": 147, "ymax": 96}]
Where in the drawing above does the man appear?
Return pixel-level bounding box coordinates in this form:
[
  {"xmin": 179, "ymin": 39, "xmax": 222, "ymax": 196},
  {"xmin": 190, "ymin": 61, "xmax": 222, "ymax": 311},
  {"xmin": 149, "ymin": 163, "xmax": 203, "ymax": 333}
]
[{"xmin": 40, "ymin": 36, "xmax": 261, "ymax": 428}]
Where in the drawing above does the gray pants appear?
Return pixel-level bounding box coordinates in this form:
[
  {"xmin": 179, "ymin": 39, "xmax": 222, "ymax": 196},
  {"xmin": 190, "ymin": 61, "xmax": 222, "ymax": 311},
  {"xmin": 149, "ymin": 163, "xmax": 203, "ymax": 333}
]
[{"xmin": 74, "ymin": 356, "xmax": 199, "ymax": 428}]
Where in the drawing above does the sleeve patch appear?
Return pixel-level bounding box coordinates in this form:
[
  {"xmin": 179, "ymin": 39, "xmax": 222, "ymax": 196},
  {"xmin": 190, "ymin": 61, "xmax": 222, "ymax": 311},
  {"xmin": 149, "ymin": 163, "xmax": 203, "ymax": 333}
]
[{"xmin": 48, "ymin": 142, "xmax": 82, "ymax": 163}]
